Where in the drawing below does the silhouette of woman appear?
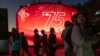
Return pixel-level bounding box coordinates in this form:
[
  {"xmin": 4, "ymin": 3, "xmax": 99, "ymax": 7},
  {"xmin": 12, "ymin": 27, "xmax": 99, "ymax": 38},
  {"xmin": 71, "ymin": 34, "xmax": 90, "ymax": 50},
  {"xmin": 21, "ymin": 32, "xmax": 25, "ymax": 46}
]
[
  {"xmin": 48, "ymin": 27, "xmax": 57, "ymax": 56},
  {"xmin": 11, "ymin": 28, "xmax": 20, "ymax": 56},
  {"xmin": 40, "ymin": 30, "xmax": 49, "ymax": 56},
  {"xmin": 33, "ymin": 29, "xmax": 41, "ymax": 56},
  {"xmin": 20, "ymin": 32, "xmax": 31, "ymax": 56}
]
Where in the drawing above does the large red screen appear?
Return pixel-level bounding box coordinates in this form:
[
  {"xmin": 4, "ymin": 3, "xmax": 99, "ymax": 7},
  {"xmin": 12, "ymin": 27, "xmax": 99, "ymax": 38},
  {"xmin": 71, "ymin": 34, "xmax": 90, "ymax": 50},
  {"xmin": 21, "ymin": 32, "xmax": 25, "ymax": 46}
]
[{"xmin": 16, "ymin": 3, "xmax": 78, "ymax": 45}]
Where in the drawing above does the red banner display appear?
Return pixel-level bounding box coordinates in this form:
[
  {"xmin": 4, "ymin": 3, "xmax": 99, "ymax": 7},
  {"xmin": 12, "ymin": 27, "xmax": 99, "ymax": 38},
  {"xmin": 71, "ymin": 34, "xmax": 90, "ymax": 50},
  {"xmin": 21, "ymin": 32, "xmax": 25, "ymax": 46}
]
[{"xmin": 16, "ymin": 3, "xmax": 78, "ymax": 45}]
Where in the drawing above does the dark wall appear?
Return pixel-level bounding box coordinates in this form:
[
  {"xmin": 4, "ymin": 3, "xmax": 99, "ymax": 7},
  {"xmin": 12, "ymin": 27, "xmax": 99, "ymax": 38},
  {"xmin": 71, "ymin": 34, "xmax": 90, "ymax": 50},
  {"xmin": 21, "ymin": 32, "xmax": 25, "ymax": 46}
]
[{"xmin": 0, "ymin": 8, "xmax": 8, "ymax": 40}]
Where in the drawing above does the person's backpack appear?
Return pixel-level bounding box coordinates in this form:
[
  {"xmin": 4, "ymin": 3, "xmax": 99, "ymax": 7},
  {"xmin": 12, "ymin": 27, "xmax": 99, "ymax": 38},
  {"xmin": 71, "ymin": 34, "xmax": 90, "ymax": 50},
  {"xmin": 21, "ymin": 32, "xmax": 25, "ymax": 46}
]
[{"xmin": 65, "ymin": 26, "xmax": 73, "ymax": 51}]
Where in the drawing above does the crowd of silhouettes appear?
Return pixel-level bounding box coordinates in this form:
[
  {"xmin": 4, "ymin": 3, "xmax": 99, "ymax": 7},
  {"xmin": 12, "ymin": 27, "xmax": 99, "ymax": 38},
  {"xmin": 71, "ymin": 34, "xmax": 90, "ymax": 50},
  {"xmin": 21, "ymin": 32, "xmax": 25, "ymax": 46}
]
[
  {"xmin": 9, "ymin": 13, "xmax": 100, "ymax": 56},
  {"xmin": 9, "ymin": 28, "xmax": 32, "ymax": 56},
  {"xmin": 33, "ymin": 27, "xmax": 57, "ymax": 56},
  {"xmin": 9, "ymin": 27, "xmax": 57, "ymax": 56},
  {"xmin": 7, "ymin": 13, "xmax": 100, "ymax": 56}
]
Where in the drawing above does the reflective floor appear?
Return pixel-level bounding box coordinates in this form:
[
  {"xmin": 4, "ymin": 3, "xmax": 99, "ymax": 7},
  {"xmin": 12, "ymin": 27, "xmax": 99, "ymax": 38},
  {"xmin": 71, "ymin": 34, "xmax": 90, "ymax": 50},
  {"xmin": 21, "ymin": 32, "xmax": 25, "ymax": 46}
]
[
  {"xmin": 1, "ymin": 45, "xmax": 100, "ymax": 56},
  {"xmin": 1, "ymin": 46, "xmax": 64, "ymax": 56}
]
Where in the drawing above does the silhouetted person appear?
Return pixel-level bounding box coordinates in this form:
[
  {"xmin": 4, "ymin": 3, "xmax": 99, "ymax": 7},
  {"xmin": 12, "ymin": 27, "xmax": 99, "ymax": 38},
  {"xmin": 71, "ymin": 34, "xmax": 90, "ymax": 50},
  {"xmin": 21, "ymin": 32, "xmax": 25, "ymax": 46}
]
[
  {"xmin": 48, "ymin": 27, "xmax": 57, "ymax": 56},
  {"xmin": 40, "ymin": 30, "xmax": 49, "ymax": 56},
  {"xmin": 33, "ymin": 29, "xmax": 41, "ymax": 56},
  {"xmin": 61, "ymin": 21, "xmax": 73, "ymax": 56},
  {"xmin": 11, "ymin": 28, "xmax": 20, "ymax": 56},
  {"xmin": 20, "ymin": 32, "xmax": 31, "ymax": 56}
]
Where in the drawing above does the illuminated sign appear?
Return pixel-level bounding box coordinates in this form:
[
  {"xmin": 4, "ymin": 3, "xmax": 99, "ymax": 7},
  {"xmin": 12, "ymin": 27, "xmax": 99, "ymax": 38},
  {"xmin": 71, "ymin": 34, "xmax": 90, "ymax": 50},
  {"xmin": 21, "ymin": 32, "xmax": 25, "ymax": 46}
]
[{"xmin": 16, "ymin": 3, "xmax": 78, "ymax": 45}]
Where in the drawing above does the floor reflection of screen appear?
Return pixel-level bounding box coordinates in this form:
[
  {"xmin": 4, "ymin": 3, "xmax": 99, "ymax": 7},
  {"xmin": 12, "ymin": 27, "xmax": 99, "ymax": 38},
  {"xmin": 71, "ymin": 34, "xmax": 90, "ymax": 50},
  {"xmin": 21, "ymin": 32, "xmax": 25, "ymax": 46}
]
[
  {"xmin": 16, "ymin": 3, "xmax": 78, "ymax": 45},
  {"xmin": 0, "ymin": 40, "xmax": 9, "ymax": 53}
]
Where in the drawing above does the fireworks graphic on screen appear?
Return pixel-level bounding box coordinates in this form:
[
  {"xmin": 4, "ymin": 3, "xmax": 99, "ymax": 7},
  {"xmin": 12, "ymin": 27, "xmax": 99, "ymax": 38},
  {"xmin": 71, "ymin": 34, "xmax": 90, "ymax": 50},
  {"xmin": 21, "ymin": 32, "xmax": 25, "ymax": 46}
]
[{"xmin": 16, "ymin": 3, "xmax": 78, "ymax": 45}]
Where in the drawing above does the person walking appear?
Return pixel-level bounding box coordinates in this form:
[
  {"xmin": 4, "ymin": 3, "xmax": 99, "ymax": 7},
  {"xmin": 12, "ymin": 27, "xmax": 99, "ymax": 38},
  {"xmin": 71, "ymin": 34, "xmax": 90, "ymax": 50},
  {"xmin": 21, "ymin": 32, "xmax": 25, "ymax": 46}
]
[
  {"xmin": 61, "ymin": 21, "xmax": 73, "ymax": 56},
  {"xmin": 40, "ymin": 30, "xmax": 49, "ymax": 56},
  {"xmin": 48, "ymin": 27, "xmax": 57, "ymax": 56},
  {"xmin": 20, "ymin": 32, "xmax": 31, "ymax": 56},
  {"xmin": 33, "ymin": 29, "xmax": 41, "ymax": 56},
  {"xmin": 11, "ymin": 28, "xmax": 21, "ymax": 56}
]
